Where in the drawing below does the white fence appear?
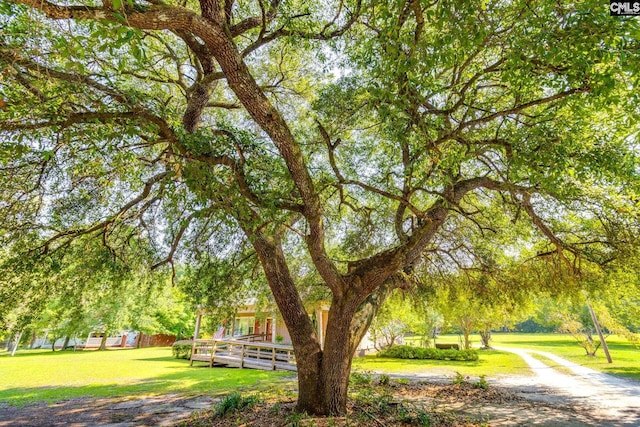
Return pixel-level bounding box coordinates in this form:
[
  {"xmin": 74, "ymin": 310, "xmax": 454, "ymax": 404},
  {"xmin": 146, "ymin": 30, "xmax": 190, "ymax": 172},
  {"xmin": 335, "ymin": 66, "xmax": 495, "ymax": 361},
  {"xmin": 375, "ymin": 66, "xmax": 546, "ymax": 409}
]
[
  {"xmin": 85, "ymin": 337, "xmax": 123, "ymax": 347},
  {"xmin": 30, "ymin": 333, "xmax": 127, "ymax": 349}
]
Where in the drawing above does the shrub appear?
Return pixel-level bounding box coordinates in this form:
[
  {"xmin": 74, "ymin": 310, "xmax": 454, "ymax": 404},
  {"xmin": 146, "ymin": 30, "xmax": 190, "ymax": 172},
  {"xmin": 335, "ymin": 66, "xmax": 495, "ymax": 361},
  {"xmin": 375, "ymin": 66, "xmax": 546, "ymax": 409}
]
[
  {"xmin": 378, "ymin": 374, "xmax": 391, "ymax": 386},
  {"xmin": 215, "ymin": 392, "xmax": 259, "ymax": 417},
  {"xmin": 379, "ymin": 345, "xmax": 478, "ymax": 361},
  {"xmin": 171, "ymin": 340, "xmax": 193, "ymax": 359},
  {"xmin": 452, "ymin": 372, "xmax": 490, "ymax": 389},
  {"xmin": 474, "ymin": 374, "xmax": 489, "ymax": 390},
  {"xmin": 452, "ymin": 372, "xmax": 466, "ymax": 385},
  {"xmin": 350, "ymin": 370, "xmax": 374, "ymax": 386},
  {"xmin": 285, "ymin": 411, "xmax": 308, "ymax": 427}
]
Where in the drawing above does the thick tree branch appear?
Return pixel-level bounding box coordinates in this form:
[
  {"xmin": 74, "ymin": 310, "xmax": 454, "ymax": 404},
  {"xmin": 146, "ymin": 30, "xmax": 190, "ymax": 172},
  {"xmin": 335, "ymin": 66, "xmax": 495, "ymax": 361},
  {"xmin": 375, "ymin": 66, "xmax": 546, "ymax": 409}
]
[
  {"xmin": 1, "ymin": 111, "xmax": 177, "ymax": 147},
  {"xmin": 394, "ymin": 135, "xmax": 413, "ymax": 242},
  {"xmin": 39, "ymin": 171, "xmax": 170, "ymax": 253},
  {"xmin": 520, "ymin": 193, "xmax": 575, "ymax": 269},
  {"xmin": 151, "ymin": 211, "xmax": 197, "ymax": 269},
  {"xmin": 250, "ymin": 233, "xmax": 321, "ymax": 352},
  {"xmin": 347, "ymin": 176, "xmax": 528, "ymax": 294},
  {"xmin": 318, "ymin": 120, "xmax": 423, "ymax": 220}
]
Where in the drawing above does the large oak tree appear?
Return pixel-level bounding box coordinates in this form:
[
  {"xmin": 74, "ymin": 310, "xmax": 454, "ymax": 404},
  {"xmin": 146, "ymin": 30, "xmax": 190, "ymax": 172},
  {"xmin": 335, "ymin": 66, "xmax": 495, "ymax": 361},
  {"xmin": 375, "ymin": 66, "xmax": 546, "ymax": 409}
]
[{"xmin": 1, "ymin": 0, "xmax": 639, "ymax": 415}]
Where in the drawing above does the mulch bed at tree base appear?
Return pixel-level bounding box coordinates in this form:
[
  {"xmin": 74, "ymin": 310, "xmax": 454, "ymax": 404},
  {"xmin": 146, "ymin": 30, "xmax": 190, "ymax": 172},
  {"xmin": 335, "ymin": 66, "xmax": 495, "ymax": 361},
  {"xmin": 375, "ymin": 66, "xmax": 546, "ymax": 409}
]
[
  {"xmin": 0, "ymin": 379, "xmax": 609, "ymax": 426},
  {"xmin": 179, "ymin": 380, "xmax": 594, "ymax": 427}
]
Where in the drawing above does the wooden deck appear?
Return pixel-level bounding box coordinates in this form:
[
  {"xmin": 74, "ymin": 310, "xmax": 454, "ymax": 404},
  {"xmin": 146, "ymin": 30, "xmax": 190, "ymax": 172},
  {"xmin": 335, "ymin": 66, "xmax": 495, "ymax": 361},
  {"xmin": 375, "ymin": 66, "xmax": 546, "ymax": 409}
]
[{"xmin": 190, "ymin": 338, "xmax": 297, "ymax": 372}]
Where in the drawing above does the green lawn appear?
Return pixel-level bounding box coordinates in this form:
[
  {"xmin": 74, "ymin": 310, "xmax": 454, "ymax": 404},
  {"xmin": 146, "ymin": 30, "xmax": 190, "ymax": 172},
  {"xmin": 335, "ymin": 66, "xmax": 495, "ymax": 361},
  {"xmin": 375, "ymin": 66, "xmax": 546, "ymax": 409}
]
[
  {"xmin": 352, "ymin": 348, "xmax": 531, "ymax": 378},
  {"xmin": 0, "ymin": 347, "xmax": 290, "ymax": 406},
  {"xmin": 2, "ymin": 333, "xmax": 637, "ymax": 407},
  {"xmin": 354, "ymin": 333, "xmax": 640, "ymax": 382},
  {"xmin": 491, "ymin": 332, "xmax": 640, "ymax": 382}
]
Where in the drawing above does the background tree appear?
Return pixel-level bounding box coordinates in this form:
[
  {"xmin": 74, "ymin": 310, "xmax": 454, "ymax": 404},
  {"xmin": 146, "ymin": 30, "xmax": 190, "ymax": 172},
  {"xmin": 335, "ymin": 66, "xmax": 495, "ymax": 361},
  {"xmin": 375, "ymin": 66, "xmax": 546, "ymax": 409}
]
[
  {"xmin": 141, "ymin": 286, "xmax": 195, "ymax": 341},
  {"xmin": 433, "ymin": 271, "xmax": 524, "ymax": 350},
  {"xmin": 26, "ymin": 297, "xmax": 88, "ymax": 350},
  {"xmin": 1, "ymin": 0, "xmax": 639, "ymax": 416},
  {"xmin": 591, "ymin": 256, "xmax": 640, "ymax": 338},
  {"xmin": 0, "ymin": 236, "xmax": 166, "ymax": 350},
  {"xmin": 556, "ymin": 300, "xmax": 619, "ymax": 357},
  {"xmin": 369, "ymin": 290, "xmax": 419, "ymax": 350},
  {"xmin": 411, "ymin": 303, "xmax": 444, "ymax": 348}
]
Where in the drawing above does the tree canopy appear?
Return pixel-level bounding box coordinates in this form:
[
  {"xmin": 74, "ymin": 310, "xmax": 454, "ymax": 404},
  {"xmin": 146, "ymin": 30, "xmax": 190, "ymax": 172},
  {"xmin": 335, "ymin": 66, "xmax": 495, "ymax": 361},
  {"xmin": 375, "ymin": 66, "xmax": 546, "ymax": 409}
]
[{"xmin": 1, "ymin": 0, "xmax": 640, "ymax": 415}]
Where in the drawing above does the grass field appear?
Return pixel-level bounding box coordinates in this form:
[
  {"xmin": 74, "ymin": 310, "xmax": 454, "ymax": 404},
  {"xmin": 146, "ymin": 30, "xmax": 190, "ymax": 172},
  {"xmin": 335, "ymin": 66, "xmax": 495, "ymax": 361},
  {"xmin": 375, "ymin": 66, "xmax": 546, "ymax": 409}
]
[
  {"xmin": 0, "ymin": 347, "xmax": 289, "ymax": 406},
  {"xmin": 491, "ymin": 333, "xmax": 640, "ymax": 381},
  {"xmin": 352, "ymin": 348, "xmax": 531, "ymax": 378},
  {"xmin": 354, "ymin": 333, "xmax": 640, "ymax": 382},
  {"xmin": 2, "ymin": 333, "xmax": 638, "ymax": 406}
]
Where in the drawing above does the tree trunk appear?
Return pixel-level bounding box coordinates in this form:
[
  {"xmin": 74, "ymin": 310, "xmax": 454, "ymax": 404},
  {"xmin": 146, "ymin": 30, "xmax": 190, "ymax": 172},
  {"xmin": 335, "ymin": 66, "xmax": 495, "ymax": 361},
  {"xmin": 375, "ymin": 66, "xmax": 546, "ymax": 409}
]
[
  {"xmin": 51, "ymin": 335, "xmax": 60, "ymax": 351},
  {"xmin": 99, "ymin": 333, "xmax": 108, "ymax": 351},
  {"xmin": 300, "ymin": 283, "xmax": 393, "ymax": 415},
  {"xmin": 252, "ymin": 233, "xmax": 392, "ymax": 416},
  {"xmin": 460, "ymin": 318, "xmax": 473, "ymax": 350},
  {"xmin": 10, "ymin": 331, "xmax": 23, "ymax": 356},
  {"xmin": 291, "ymin": 324, "xmax": 354, "ymax": 416},
  {"xmin": 251, "ymin": 236, "xmax": 325, "ymax": 413},
  {"xmin": 317, "ymin": 298, "xmax": 358, "ymax": 415},
  {"xmin": 479, "ymin": 328, "xmax": 492, "ymax": 349}
]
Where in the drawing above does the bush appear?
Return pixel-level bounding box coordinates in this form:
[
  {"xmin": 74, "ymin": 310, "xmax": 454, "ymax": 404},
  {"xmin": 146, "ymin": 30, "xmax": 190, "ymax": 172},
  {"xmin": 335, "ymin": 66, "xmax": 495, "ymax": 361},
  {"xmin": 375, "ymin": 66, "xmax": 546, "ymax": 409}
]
[
  {"xmin": 215, "ymin": 392, "xmax": 259, "ymax": 417},
  {"xmin": 350, "ymin": 370, "xmax": 374, "ymax": 386},
  {"xmin": 474, "ymin": 374, "xmax": 489, "ymax": 389},
  {"xmin": 453, "ymin": 371, "xmax": 466, "ymax": 385},
  {"xmin": 379, "ymin": 345, "xmax": 478, "ymax": 361},
  {"xmin": 172, "ymin": 340, "xmax": 193, "ymax": 359},
  {"xmin": 514, "ymin": 318, "xmax": 555, "ymax": 333},
  {"xmin": 452, "ymin": 372, "xmax": 490, "ymax": 389}
]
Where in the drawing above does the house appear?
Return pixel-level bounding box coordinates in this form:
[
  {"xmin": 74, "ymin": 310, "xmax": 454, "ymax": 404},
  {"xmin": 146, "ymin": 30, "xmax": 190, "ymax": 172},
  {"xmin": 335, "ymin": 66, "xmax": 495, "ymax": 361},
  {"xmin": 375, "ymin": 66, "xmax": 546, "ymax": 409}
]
[
  {"xmin": 30, "ymin": 331, "xmax": 84, "ymax": 349},
  {"xmin": 30, "ymin": 330, "xmax": 138, "ymax": 350},
  {"xmin": 193, "ymin": 300, "xmax": 375, "ymax": 355}
]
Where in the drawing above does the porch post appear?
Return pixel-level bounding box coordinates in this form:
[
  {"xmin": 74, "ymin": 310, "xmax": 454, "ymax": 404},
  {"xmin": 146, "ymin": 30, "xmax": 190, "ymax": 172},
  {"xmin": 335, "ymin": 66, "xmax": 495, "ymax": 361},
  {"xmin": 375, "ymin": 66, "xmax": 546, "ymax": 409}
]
[{"xmin": 271, "ymin": 314, "xmax": 277, "ymax": 343}]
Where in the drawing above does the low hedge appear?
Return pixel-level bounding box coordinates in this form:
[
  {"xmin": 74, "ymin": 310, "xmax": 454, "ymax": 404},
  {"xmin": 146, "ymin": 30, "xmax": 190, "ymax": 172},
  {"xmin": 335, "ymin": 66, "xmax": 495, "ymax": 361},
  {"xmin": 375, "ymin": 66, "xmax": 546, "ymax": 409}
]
[
  {"xmin": 379, "ymin": 345, "xmax": 479, "ymax": 361},
  {"xmin": 172, "ymin": 340, "xmax": 193, "ymax": 359}
]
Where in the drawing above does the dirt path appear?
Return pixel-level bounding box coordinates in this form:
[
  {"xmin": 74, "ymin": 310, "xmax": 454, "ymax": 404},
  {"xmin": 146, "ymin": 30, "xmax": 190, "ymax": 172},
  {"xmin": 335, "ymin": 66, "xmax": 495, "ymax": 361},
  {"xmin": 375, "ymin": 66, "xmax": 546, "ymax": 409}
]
[
  {"xmin": 494, "ymin": 346, "xmax": 640, "ymax": 426},
  {"xmin": 0, "ymin": 394, "xmax": 219, "ymax": 427}
]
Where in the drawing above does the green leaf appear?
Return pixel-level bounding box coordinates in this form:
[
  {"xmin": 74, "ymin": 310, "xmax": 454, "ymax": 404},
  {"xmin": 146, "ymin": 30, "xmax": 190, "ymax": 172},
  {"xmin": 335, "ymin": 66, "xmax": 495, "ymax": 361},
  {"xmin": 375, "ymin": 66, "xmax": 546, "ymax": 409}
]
[
  {"xmin": 112, "ymin": 11, "xmax": 126, "ymax": 23},
  {"xmin": 131, "ymin": 42, "xmax": 144, "ymax": 61}
]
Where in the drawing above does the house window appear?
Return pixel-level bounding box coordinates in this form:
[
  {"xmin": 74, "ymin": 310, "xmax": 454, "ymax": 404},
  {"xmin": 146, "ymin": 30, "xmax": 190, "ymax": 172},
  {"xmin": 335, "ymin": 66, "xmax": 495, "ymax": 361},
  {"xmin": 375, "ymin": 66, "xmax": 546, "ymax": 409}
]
[{"xmin": 234, "ymin": 317, "xmax": 255, "ymax": 336}]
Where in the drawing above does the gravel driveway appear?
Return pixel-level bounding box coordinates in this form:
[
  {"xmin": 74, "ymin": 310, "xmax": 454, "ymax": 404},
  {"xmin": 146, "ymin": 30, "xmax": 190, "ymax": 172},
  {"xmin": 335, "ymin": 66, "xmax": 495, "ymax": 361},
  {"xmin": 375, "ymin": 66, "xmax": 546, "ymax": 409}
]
[{"xmin": 494, "ymin": 347, "xmax": 640, "ymax": 426}]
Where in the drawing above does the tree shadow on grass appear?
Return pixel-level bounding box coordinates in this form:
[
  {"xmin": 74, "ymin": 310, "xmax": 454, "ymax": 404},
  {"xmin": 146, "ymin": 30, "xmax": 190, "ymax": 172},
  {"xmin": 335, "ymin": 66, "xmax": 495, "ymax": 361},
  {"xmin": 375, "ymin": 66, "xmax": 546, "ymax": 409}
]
[
  {"xmin": 497, "ymin": 339, "xmax": 577, "ymax": 348},
  {"xmin": 602, "ymin": 366, "xmax": 640, "ymax": 382},
  {"xmin": 0, "ymin": 368, "xmax": 293, "ymax": 407},
  {"xmin": 132, "ymin": 356, "xmax": 182, "ymax": 363},
  {"xmin": 1, "ymin": 348, "xmax": 168, "ymax": 361},
  {"xmin": 5, "ymin": 349, "xmax": 225, "ymax": 366},
  {"xmin": 0, "ymin": 349, "xmax": 104, "ymax": 359},
  {"xmin": 354, "ymin": 356, "xmax": 485, "ymax": 370}
]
